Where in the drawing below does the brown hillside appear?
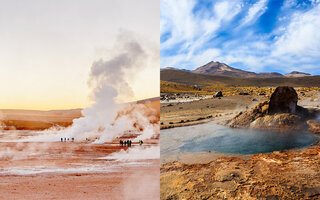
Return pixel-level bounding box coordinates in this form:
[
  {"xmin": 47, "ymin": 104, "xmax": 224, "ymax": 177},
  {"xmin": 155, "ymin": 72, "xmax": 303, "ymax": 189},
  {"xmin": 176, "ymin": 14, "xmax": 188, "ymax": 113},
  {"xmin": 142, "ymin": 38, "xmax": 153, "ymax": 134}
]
[{"xmin": 161, "ymin": 69, "xmax": 320, "ymax": 87}]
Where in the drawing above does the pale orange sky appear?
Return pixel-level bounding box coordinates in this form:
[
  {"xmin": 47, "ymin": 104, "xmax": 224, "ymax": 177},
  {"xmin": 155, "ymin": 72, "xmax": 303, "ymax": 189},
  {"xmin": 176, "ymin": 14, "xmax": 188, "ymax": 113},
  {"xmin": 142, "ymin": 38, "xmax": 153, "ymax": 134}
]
[{"xmin": 0, "ymin": 0, "xmax": 159, "ymax": 110}]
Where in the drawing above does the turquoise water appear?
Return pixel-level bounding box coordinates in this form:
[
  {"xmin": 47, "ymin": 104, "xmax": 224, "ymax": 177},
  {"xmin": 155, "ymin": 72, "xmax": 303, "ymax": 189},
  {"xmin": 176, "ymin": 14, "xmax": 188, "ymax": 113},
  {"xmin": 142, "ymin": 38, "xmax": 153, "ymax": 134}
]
[{"xmin": 161, "ymin": 122, "xmax": 318, "ymax": 155}]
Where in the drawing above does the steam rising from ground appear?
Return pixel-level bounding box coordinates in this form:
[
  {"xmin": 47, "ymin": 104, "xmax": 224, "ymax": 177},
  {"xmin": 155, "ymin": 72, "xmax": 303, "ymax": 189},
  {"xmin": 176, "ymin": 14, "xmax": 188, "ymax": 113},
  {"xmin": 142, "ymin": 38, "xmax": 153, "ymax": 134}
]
[
  {"xmin": 64, "ymin": 32, "xmax": 149, "ymax": 141},
  {"xmin": 26, "ymin": 31, "xmax": 159, "ymax": 145},
  {"xmin": 99, "ymin": 146, "xmax": 160, "ymax": 161},
  {"xmin": 0, "ymin": 32, "xmax": 160, "ymax": 175},
  {"xmin": 0, "ymin": 32, "xmax": 159, "ymax": 200}
]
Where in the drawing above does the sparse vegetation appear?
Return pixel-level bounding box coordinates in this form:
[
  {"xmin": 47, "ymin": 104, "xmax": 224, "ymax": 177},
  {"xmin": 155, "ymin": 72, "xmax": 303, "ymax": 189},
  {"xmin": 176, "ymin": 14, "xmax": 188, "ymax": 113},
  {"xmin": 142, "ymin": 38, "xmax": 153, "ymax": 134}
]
[
  {"xmin": 161, "ymin": 69, "xmax": 320, "ymax": 90},
  {"xmin": 161, "ymin": 80, "xmax": 320, "ymax": 98}
]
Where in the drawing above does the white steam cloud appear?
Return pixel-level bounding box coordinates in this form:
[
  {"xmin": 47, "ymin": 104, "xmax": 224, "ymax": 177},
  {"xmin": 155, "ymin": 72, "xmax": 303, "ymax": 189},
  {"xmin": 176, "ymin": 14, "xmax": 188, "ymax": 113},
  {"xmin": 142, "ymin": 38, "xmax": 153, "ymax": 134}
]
[
  {"xmin": 26, "ymin": 31, "xmax": 159, "ymax": 145},
  {"xmin": 99, "ymin": 146, "xmax": 160, "ymax": 161},
  {"xmin": 63, "ymin": 32, "xmax": 158, "ymax": 143}
]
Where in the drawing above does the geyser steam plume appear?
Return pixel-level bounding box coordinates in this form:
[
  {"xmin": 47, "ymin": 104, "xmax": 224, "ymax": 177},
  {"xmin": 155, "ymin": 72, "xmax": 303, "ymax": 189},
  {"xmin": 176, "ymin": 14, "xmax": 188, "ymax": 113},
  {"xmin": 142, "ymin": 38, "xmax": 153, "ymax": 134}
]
[{"xmin": 58, "ymin": 31, "xmax": 159, "ymax": 143}]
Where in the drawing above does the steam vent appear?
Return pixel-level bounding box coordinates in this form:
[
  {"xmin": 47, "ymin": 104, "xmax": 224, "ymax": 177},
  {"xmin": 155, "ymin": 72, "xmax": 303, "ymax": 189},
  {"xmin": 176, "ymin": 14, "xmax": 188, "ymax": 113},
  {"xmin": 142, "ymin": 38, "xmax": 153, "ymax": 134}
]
[{"xmin": 226, "ymin": 86, "xmax": 318, "ymax": 130}]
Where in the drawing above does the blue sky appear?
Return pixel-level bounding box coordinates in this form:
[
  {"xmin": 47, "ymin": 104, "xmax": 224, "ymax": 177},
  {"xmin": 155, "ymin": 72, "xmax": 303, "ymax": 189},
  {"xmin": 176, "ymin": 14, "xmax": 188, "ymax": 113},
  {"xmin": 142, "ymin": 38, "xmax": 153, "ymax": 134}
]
[{"xmin": 161, "ymin": 0, "xmax": 320, "ymax": 75}]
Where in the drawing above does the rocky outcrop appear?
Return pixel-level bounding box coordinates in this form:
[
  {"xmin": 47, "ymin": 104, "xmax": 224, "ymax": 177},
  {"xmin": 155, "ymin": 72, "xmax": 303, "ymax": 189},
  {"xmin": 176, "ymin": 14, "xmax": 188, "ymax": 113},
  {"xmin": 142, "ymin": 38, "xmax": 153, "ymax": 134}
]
[
  {"xmin": 250, "ymin": 113, "xmax": 302, "ymax": 130},
  {"xmin": 226, "ymin": 86, "xmax": 318, "ymax": 130},
  {"xmin": 215, "ymin": 91, "xmax": 223, "ymax": 97},
  {"xmin": 307, "ymin": 120, "xmax": 320, "ymax": 134},
  {"xmin": 161, "ymin": 147, "xmax": 320, "ymax": 200},
  {"xmin": 268, "ymin": 86, "xmax": 298, "ymax": 114},
  {"xmin": 226, "ymin": 101, "xmax": 268, "ymax": 128}
]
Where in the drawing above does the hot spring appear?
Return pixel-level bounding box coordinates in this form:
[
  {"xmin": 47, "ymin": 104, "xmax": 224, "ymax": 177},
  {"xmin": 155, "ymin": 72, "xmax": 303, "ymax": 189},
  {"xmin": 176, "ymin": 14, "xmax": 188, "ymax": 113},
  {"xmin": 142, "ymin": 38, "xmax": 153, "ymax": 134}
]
[{"xmin": 161, "ymin": 122, "xmax": 318, "ymax": 156}]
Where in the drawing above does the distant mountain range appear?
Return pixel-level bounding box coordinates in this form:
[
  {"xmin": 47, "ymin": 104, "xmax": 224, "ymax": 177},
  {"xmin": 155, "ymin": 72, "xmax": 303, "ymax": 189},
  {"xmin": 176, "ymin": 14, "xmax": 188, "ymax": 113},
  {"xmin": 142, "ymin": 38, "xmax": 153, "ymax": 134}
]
[
  {"xmin": 284, "ymin": 71, "xmax": 311, "ymax": 77},
  {"xmin": 160, "ymin": 67, "xmax": 190, "ymax": 72},
  {"xmin": 162, "ymin": 61, "xmax": 311, "ymax": 78}
]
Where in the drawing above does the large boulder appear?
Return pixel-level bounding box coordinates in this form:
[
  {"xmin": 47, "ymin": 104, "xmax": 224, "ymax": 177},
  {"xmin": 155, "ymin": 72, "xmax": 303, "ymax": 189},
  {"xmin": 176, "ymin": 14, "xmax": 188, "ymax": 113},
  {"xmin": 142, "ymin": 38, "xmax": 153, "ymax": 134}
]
[
  {"xmin": 268, "ymin": 86, "xmax": 298, "ymax": 114},
  {"xmin": 215, "ymin": 91, "xmax": 223, "ymax": 97},
  {"xmin": 226, "ymin": 101, "xmax": 304, "ymax": 130},
  {"xmin": 225, "ymin": 86, "xmax": 319, "ymax": 130}
]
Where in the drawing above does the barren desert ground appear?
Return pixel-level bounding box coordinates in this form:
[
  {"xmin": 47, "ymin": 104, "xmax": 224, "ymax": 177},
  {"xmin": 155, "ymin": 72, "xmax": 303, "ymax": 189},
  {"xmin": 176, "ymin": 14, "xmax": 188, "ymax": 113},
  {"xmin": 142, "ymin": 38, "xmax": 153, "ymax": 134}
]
[
  {"xmin": 0, "ymin": 100, "xmax": 160, "ymax": 200},
  {"xmin": 160, "ymin": 88, "xmax": 320, "ymax": 199},
  {"xmin": 0, "ymin": 136, "xmax": 159, "ymax": 200},
  {"xmin": 0, "ymin": 109, "xmax": 82, "ymax": 130},
  {"xmin": 161, "ymin": 95, "xmax": 268, "ymax": 129}
]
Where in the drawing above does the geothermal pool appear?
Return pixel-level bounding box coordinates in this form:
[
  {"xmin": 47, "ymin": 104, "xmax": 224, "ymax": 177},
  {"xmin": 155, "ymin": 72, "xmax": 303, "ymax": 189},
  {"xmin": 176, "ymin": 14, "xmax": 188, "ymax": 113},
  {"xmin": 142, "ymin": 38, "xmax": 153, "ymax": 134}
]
[{"xmin": 161, "ymin": 122, "xmax": 318, "ymax": 159}]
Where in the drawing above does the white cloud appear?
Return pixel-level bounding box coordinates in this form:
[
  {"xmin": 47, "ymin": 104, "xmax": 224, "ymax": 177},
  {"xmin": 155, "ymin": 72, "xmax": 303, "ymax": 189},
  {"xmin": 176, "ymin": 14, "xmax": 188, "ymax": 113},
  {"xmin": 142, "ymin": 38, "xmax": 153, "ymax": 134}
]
[
  {"xmin": 193, "ymin": 48, "xmax": 221, "ymax": 66},
  {"xmin": 214, "ymin": 1, "xmax": 243, "ymax": 22},
  {"xmin": 161, "ymin": 54, "xmax": 187, "ymax": 68},
  {"xmin": 215, "ymin": 52, "xmax": 267, "ymax": 72},
  {"xmin": 161, "ymin": 0, "xmax": 242, "ymax": 67},
  {"xmin": 161, "ymin": 48, "xmax": 220, "ymax": 69},
  {"xmin": 309, "ymin": 0, "xmax": 320, "ymax": 5},
  {"xmin": 161, "ymin": 0, "xmax": 320, "ymax": 74},
  {"xmin": 160, "ymin": 0, "xmax": 198, "ymax": 50},
  {"xmin": 241, "ymin": 0, "xmax": 269, "ymax": 26},
  {"xmin": 282, "ymin": 0, "xmax": 297, "ymax": 9},
  {"xmin": 273, "ymin": 4, "xmax": 320, "ymax": 57}
]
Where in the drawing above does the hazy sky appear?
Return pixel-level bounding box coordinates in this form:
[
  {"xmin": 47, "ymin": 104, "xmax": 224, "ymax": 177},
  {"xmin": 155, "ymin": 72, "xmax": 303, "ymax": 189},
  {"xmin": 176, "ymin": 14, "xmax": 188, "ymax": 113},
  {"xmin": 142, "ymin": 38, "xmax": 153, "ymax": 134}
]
[
  {"xmin": 161, "ymin": 0, "xmax": 320, "ymax": 75},
  {"xmin": 0, "ymin": 0, "xmax": 159, "ymax": 110}
]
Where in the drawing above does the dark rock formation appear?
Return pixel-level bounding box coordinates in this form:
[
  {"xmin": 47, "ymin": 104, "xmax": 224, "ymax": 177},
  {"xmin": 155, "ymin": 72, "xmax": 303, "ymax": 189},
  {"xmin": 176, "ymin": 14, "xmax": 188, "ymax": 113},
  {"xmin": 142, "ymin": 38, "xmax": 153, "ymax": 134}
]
[
  {"xmin": 268, "ymin": 86, "xmax": 298, "ymax": 114},
  {"xmin": 239, "ymin": 92, "xmax": 249, "ymax": 95},
  {"xmin": 215, "ymin": 91, "xmax": 223, "ymax": 97},
  {"xmin": 226, "ymin": 86, "xmax": 318, "ymax": 130}
]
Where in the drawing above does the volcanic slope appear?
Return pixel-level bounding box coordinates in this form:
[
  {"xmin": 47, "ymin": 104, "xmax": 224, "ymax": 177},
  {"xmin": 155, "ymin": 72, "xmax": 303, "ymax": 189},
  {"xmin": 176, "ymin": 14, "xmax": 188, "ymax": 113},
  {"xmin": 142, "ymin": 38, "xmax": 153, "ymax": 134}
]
[{"xmin": 161, "ymin": 69, "xmax": 320, "ymax": 88}]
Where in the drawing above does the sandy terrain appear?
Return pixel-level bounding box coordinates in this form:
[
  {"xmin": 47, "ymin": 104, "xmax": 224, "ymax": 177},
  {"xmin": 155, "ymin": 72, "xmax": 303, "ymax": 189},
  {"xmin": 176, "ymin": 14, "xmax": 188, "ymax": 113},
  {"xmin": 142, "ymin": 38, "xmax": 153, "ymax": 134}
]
[
  {"xmin": 161, "ymin": 95, "xmax": 268, "ymax": 129},
  {"xmin": 0, "ymin": 161, "xmax": 159, "ymax": 200},
  {"xmin": 0, "ymin": 99, "xmax": 160, "ymax": 200},
  {"xmin": 160, "ymin": 89, "xmax": 319, "ymax": 129},
  {"xmin": 0, "ymin": 132, "xmax": 159, "ymax": 200},
  {"xmin": 0, "ymin": 109, "xmax": 82, "ymax": 130}
]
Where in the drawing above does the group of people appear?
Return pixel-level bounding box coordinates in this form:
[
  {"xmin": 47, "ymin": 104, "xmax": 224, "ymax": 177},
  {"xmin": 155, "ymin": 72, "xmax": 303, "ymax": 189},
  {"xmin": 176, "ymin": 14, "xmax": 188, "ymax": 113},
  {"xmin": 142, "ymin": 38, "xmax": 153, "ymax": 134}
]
[
  {"xmin": 60, "ymin": 137, "xmax": 74, "ymax": 142},
  {"xmin": 59, "ymin": 137, "xmax": 144, "ymax": 146},
  {"xmin": 119, "ymin": 139, "xmax": 144, "ymax": 147},
  {"xmin": 120, "ymin": 140, "xmax": 132, "ymax": 147}
]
